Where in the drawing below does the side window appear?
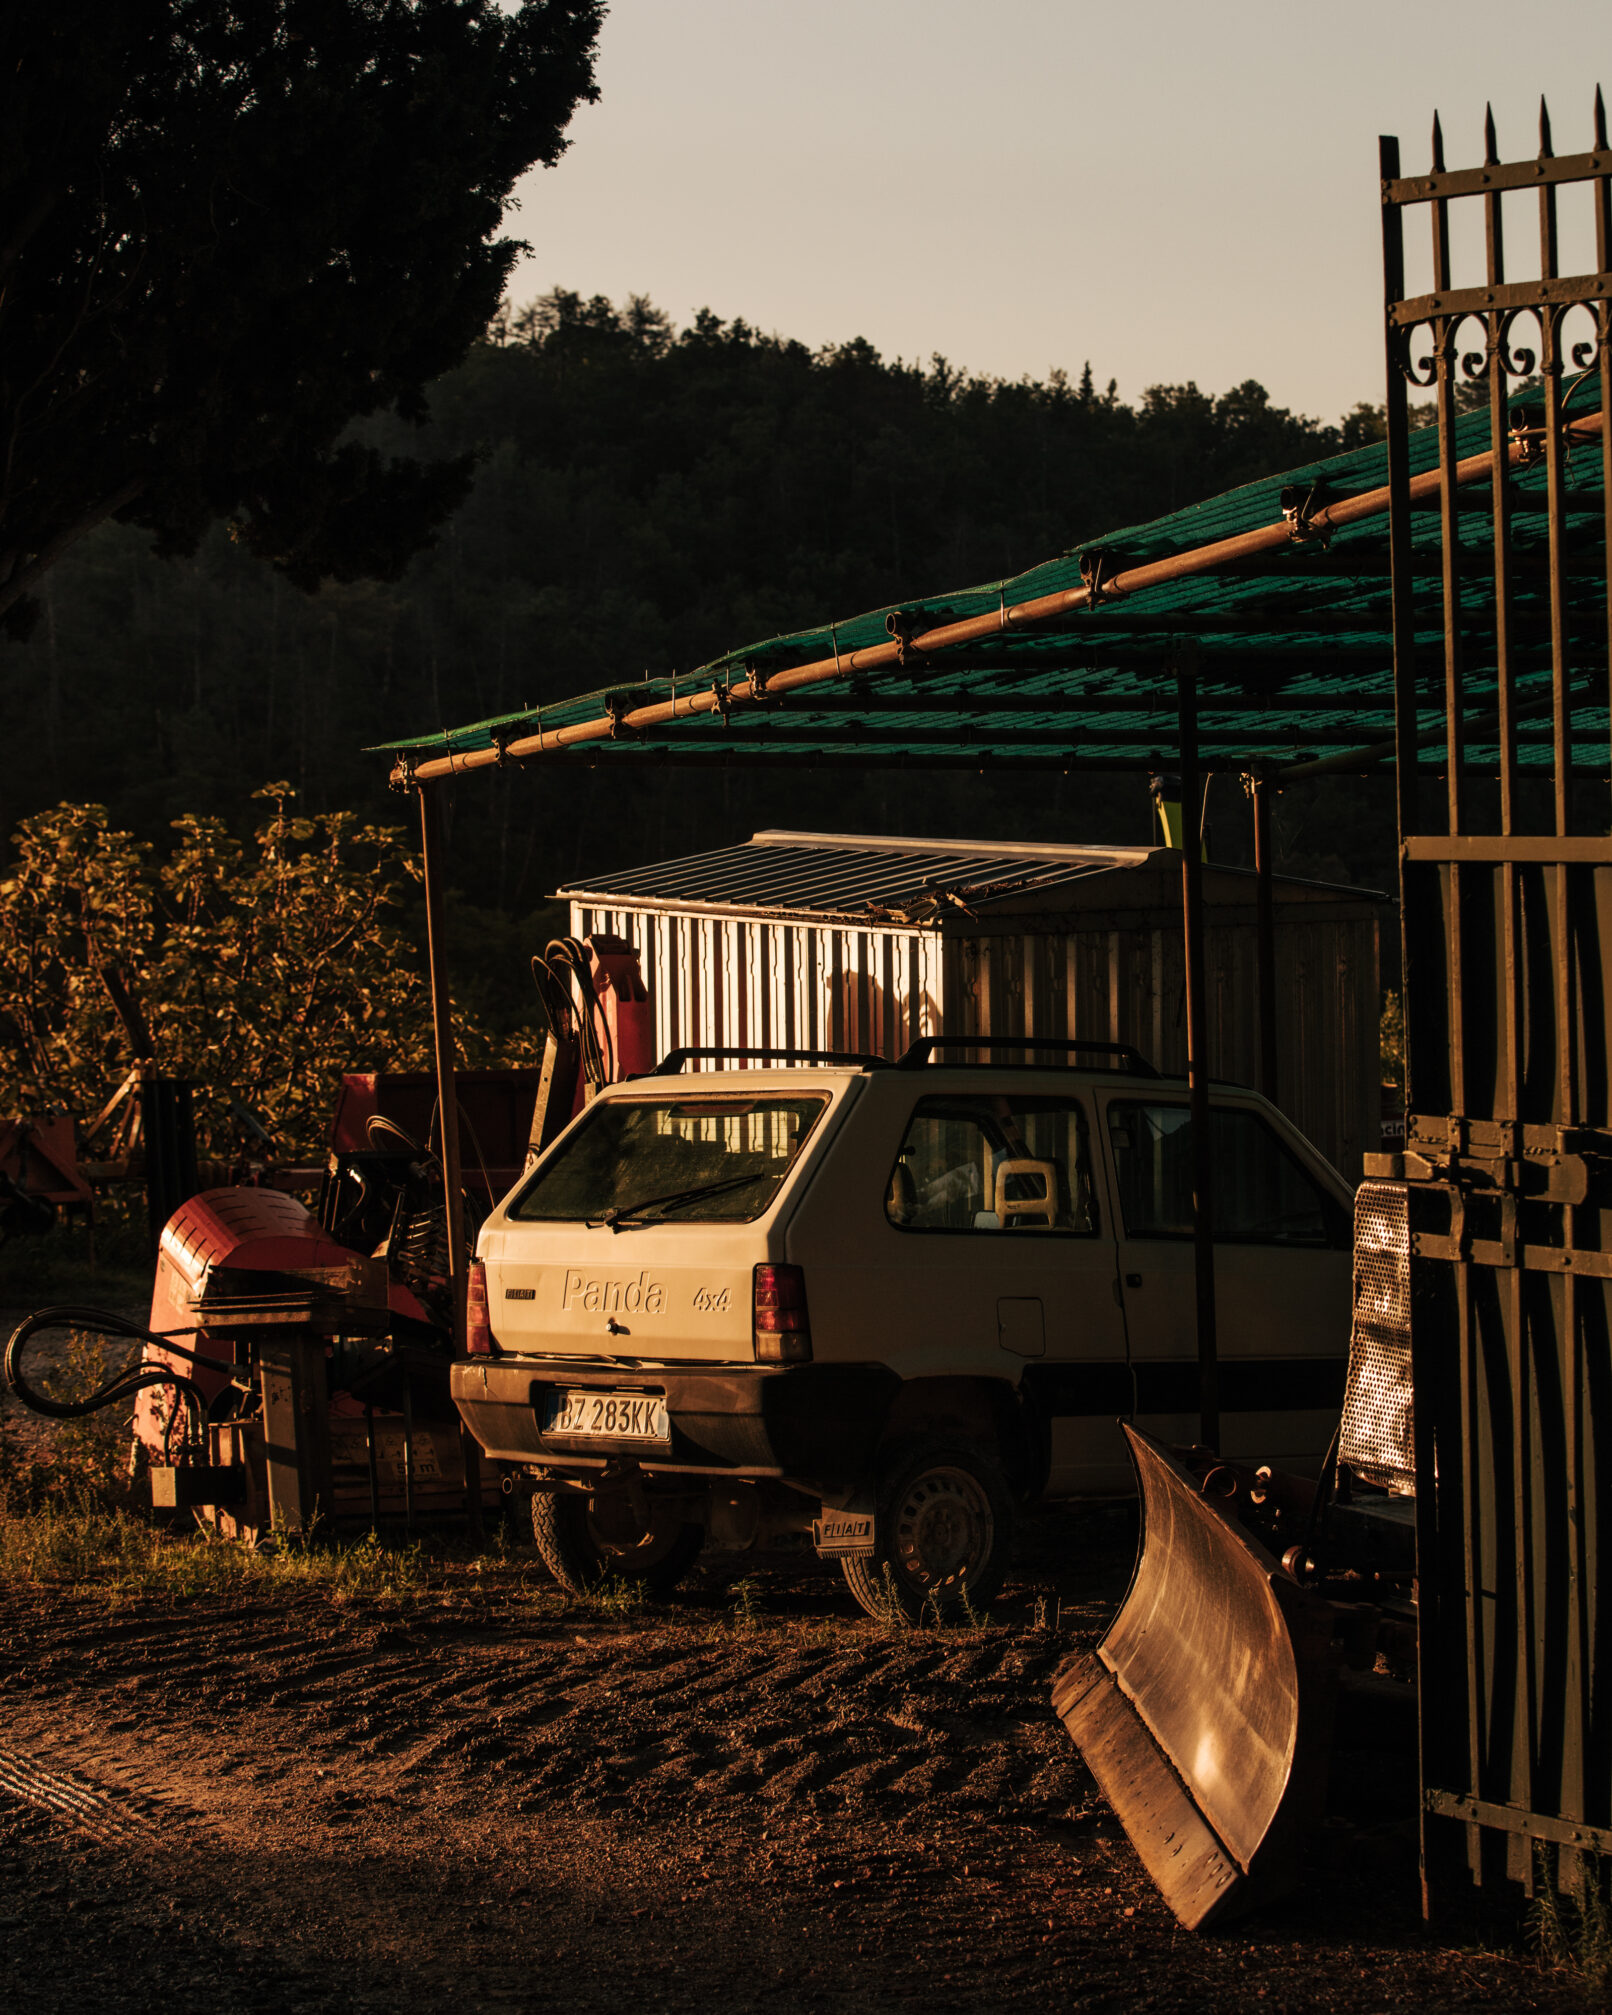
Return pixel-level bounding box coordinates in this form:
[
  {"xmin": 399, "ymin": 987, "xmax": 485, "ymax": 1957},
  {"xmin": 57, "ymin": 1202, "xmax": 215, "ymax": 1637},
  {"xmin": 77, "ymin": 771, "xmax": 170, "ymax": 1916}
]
[
  {"xmin": 1106, "ymin": 1102, "xmax": 1340, "ymax": 1248},
  {"xmin": 886, "ymin": 1094, "xmax": 1099, "ymax": 1235}
]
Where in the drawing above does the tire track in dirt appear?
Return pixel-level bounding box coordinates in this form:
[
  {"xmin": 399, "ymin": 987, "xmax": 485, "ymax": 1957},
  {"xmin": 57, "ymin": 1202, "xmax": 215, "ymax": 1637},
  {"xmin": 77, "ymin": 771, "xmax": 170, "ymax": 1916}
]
[
  {"xmin": 339, "ymin": 1627, "xmax": 1096, "ymax": 1830},
  {"xmin": 0, "ymin": 1576, "xmax": 1589, "ymax": 2011},
  {"xmin": 0, "ymin": 1743, "xmax": 164, "ymax": 1845}
]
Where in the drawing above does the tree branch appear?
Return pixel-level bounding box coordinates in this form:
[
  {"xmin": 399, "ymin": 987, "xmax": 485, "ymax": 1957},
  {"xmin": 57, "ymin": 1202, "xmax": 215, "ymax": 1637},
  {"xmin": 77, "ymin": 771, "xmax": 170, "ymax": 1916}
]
[
  {"xmin": 0, "ymin": 187, "xmax": 59, "ymax": 283},
  {"xmin": 0, "ymin": 477, "xmax": 144, "ymax": 618}
]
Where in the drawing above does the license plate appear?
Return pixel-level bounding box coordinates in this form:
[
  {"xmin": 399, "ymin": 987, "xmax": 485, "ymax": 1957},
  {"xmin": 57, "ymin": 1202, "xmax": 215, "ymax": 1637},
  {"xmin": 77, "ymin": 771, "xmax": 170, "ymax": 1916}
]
[{"xmin": 545, "ymin": 1390, "xmax": 670, "ymax": 1441}]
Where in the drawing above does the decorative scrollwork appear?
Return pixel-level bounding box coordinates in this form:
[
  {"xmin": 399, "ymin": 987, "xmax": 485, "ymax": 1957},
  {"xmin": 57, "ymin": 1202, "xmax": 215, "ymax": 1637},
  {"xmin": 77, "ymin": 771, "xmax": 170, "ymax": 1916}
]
[
  {"xmin": 1497, "ymin": 306, "xmax": 1541, "ymax": 380},
  {"xmin": 1437, "ymin": 308, "xmax": 1488, "ymax": 384},
  {"xmin": 1559, "ymin": 299, "xmax": 1603, "ymax": 374},
  {"xmin": 1391, "ymin": 319, "xmax": 1441, "ymax": 390}
]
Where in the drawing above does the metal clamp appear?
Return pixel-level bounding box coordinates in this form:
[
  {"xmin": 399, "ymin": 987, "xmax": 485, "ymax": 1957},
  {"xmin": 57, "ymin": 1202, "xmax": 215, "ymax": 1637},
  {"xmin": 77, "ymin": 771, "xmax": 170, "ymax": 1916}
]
[
  {"xmin": 603, "ymin": 694, "xmax": 639, "ymax": 740},
  {"xmin": 1079, "ymin": 548, "xmax": 1123, "ymax": 605},
  {"xmin": 1508, "ymin": 403, "xmax": 1546, "ymax": 466},
  {"xmin": 885, "ymin": 606, "xmax": 951, "ymax": 665},
  {"xmin": 710, "ymin": 678, "xmax": 733, "ymax": 723},
  {"xmin": 1280, "ymin": 481, "xmax": 1333, "ymax": 546}
]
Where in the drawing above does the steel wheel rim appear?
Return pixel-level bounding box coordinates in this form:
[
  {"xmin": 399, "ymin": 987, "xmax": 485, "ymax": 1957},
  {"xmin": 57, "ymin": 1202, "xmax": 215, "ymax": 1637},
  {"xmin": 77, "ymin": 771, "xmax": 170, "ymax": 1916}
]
[{"xmin": 891, "ymin": 1466, "xmax": 993, "ymax": 1596}]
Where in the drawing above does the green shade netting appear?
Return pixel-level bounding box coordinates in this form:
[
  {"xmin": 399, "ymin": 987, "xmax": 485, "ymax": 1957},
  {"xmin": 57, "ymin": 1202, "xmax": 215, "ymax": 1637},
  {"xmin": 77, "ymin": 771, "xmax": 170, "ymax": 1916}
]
[{"xmin": 381, "ymin": 382, "xmax": 1609, "ymax": 775}]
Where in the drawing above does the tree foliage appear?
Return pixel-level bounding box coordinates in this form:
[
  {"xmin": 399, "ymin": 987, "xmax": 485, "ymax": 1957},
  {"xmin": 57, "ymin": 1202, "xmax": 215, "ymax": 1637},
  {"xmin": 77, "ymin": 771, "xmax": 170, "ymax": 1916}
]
[
  {"xmin": 0, "ymin": 0, "xmax": 601, "ymax": 638},
  {"xmin": 0, "ymin": 790, "xmax": 533, "ymax": 1159}
]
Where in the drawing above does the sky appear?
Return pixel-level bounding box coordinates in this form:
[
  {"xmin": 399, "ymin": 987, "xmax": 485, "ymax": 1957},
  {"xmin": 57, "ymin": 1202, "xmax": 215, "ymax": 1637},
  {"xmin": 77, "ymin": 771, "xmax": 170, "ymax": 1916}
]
[{"xmin": 505, "ymin": 0, "xmax": 1611, "ymax": 425}]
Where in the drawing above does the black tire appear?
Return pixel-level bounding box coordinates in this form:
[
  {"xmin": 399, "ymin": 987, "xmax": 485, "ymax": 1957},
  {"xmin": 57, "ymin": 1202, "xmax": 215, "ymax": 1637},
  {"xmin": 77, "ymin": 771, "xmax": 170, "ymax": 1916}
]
[
  {"xmin": 531, "ymin": 1489, "xmax": 703, "ymax": 1598},
  {"xmin": 841, "ymin": 1437, "xmax": 1015, "ymax": 1623}
]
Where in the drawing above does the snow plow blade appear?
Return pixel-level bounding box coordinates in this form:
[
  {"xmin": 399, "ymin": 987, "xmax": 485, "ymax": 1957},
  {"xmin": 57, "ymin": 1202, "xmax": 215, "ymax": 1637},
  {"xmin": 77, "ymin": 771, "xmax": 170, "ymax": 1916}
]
[{"xmin": 1052, "ymin": 1426, "xmax": 1340, "ymax": 1931}]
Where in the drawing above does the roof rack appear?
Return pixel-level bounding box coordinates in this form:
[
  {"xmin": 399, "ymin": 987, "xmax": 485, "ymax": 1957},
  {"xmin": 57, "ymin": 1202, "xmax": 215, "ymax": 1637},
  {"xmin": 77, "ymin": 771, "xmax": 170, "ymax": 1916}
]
[
  {"xmin": 651, "ymin": 1046, "xmax": 888, "ymax": 1075},
  {"xmin": 895, "ymin": 1037, "xmax": 1158, "ymax": 1077}
]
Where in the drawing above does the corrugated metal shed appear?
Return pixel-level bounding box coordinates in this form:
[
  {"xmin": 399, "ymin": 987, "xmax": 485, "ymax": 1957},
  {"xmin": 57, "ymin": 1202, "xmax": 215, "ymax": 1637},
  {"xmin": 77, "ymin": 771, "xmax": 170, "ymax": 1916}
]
[
  {"xmin": 564, "ymin": 831, "xmax": 1386, "ymax": 1179},
  {"xmin": 564, "ymin": 831, "xmax": 1154, "ymax": 920}
]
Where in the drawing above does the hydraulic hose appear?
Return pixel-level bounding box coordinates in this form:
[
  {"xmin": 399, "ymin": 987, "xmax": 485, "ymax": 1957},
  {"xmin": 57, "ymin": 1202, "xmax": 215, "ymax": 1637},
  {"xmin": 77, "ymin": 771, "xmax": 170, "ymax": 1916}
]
[
  {"xmin": 533, "ymin": 937, "xmax": 611, "ymax": 1085},
  {"xmin": 3, "ymin": 1306, "xmax": 245, "ymax": 1455}
]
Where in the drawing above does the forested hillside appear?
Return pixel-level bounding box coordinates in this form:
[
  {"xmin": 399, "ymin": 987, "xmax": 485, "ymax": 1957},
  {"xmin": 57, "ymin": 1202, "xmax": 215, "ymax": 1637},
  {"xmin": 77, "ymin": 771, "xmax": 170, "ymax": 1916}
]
[{"xmin": 1, "ymin": 291, "xmax": 1388, "ymax": 910}]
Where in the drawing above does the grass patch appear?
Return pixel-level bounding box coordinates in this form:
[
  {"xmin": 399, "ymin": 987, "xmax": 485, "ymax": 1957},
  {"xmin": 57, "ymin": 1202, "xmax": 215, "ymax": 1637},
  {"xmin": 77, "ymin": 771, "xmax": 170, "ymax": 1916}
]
[
  {"xmin": 0, "ymin": 1322, "xmax": 145, "ymax": 1517},
  {"xmin": 563, "ymin": 1571, "xmax": 647, "ymax": 1618},
  {"xmin": 727, "ymin": 1575, "xmax": 762, "ymax": 1630},
  {"xmin": 0, "ymin": 1506, "xmax": 450, "ymax": 1607},
  {"xmin": 0, "ymin": 1199, "xmax": 153, "ymax": 1307},
  {"xmin": 1531, "ymin": 1846, "xmax": 1612, "ymax": 1993}
]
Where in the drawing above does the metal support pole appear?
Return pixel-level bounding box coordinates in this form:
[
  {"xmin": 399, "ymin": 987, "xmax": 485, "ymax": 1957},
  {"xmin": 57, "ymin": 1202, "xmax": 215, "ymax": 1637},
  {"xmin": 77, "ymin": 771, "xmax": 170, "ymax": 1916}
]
[
  {"xmin": 1250, "ymin": 775, "xmax": 1278, "ymax": 1103},
  {"xmin": 401, "ymin": 1376, "xmax": 416, "ymax": 1534},
  {"xmin": 418, "ymin": 786, "xmax": 485, "ymax": 1542},
  {"xmin": 420, "ymin": 786, "xmax": 468, "ymax": 1332},
  {"xmin": 364, "ymin": 1402, "xmax": 380, "ymax": 1528},
  {"xmin": 1178, "ymin": 650, "xmax": 1219, "ymax": 1450},
  {"xmin": 1381, "ymin": 133, "xmax": 1420, "ymax": 845}
]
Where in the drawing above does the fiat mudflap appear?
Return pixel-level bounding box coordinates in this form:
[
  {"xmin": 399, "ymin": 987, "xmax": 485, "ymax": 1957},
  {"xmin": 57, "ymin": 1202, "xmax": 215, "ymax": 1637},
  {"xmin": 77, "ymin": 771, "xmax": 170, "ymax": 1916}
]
[{"xmin": 1051, "ymin": 1426, "xmax": 1340, "ymax": 1932}]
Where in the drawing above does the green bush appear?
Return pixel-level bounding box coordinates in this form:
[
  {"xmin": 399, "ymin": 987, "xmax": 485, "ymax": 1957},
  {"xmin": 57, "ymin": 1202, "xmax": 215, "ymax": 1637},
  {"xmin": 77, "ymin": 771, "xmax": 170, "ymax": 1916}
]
[{"xmin": 0, "ymin": 786, "xmax": 540, "ymax": 1165}]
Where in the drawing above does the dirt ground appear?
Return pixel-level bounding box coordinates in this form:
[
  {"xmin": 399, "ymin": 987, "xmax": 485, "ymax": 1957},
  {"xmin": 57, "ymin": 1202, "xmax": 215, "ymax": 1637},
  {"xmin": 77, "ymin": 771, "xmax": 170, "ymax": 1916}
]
[{"xmin": 0, "ymin": 1508, "xmax": 1592, "ymax": 2015}]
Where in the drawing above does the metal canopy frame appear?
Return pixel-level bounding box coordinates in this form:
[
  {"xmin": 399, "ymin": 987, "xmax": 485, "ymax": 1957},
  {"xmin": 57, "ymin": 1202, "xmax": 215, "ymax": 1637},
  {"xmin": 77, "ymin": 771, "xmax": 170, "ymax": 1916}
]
[{"xmin": 385, "ymin": 401, "xmax": 1608, "ymax": 789}]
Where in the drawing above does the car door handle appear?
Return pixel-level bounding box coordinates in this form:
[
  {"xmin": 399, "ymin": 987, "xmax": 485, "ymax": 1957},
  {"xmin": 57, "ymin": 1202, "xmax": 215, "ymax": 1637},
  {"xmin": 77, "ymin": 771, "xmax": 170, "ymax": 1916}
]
[{"xmin": 1124, "ymin": 1273, "xmax": 1143, "ymax": 1289}]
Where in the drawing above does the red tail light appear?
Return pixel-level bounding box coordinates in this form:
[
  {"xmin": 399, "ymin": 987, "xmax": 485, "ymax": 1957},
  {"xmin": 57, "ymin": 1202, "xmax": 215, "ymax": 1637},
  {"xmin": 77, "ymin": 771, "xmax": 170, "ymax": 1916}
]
[
  {"xmin": 753, "ymin": 1263, "xmax": 811, "ymax": 1363},
  {"xmin": 466, "ymin": 1259, "xmax": 495, "ymax": 1355}
]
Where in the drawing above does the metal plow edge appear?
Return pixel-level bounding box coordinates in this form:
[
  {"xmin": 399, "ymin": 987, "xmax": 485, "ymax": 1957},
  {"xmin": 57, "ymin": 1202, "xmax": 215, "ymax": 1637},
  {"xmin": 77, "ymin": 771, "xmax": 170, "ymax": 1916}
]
[{"xmin": 1052, "ymin": 1426, "xmax": 1341, "ymax": 1931}]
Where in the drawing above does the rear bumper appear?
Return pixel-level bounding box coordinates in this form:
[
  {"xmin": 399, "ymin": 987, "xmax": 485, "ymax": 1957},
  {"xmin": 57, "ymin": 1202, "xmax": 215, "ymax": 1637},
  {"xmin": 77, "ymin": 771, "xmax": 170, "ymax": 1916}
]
[{"xmin": 451, "ymin": 1355, "xmax": 899, "ymax": 1491}]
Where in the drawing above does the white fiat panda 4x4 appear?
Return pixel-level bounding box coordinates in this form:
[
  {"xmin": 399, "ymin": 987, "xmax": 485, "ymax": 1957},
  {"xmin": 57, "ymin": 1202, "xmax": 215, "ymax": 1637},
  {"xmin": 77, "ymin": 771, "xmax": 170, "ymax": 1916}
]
[{"xmin": 452, "ymin": 1040, "xmax": 1353, "ymax": 1619}]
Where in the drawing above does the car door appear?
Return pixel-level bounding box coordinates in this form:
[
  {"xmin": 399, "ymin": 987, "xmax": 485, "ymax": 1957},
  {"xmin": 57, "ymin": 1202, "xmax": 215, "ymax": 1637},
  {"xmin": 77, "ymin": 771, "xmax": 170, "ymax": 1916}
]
[
  {"xmin": 1097, "ymin": 1091, "xmax": 1351, "ymax": 1471},
  {"xmin": 883, "ymin": 1083, "xmax": 1134, "ymax": 1495}
]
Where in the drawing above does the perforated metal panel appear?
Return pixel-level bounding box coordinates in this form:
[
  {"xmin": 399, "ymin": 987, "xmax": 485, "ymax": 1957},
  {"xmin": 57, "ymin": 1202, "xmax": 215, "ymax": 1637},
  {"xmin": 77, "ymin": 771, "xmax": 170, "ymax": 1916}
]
[{"xmin": 1339, "ymin": 1180, "xmax": 1413, "ymax": 1493}]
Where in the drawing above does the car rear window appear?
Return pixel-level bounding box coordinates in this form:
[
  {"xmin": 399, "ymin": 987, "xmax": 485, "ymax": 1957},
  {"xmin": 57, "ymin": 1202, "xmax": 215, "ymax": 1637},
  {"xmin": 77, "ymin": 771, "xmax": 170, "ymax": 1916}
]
[{"xmin": 510, "ymin": 1094, "xmax": 831, "ymax": 1225}]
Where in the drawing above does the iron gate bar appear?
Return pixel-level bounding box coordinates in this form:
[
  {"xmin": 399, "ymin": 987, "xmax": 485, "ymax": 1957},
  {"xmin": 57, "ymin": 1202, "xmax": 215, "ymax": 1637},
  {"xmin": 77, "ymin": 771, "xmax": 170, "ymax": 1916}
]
[
  {"xmin": 1484, "ymin": 104, "xmax": 1521, "ymax": 838},
  {"xmin": 1382, "ymin": 87, "xmax": 1612, "ymax": 1907},
  {"xmin": 1176, "ymin": 645, "xmax": 1220, "ymax": 1449},
  {"xmin": 1250, "ymin": 776, "xmax": 1278, "ymax": 1100},
  {"xmin": 1425, "ymin": 1790, "xmax": 1612, "ymax": 1861},
  {"xmin": 1391, "ymin": 274, "xmax": 1612, "ymax": 323},
  {"xmin": 1430, "ymin": 115, "xmax": 1467, "ymax": 834},
  {"xmin": 1405, "ymin": 834, "xmax": 1612, "ymax": 861},
  {"xmin": 1390, "ymin": 142, "xmax": 1612, "ymax": 203}
]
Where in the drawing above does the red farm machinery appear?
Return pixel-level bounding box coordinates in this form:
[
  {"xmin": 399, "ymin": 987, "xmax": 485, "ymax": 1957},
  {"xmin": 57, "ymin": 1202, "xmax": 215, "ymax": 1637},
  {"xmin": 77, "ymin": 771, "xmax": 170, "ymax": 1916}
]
[{"xmin": 4, "ymin": 936, "xmax": 653, "ymax": 1538}]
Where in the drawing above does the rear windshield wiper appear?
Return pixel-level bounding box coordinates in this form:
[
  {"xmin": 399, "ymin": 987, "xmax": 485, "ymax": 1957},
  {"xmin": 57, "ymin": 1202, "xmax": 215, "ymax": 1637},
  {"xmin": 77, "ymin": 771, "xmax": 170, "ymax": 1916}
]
[{"xmin": 588, "ymin": 1170, "xmax": 767, "ymax": 1232}]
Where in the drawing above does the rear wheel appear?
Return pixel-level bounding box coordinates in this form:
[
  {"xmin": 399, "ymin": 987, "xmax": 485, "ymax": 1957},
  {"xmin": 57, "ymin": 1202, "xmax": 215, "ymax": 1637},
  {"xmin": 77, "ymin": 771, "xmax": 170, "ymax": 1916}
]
[
  {"xmin": 842, "ymin": 1438, "xmax": 1014, "ymax": 1623},
  {"xmin": 531, "ymin": 1488, "xmax": 703, "ymax": 1598}
]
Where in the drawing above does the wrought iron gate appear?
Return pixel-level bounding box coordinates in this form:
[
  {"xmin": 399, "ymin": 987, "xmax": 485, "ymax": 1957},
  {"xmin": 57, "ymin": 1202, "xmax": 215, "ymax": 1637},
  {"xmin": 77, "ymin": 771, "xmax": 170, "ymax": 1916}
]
[{"xmin": 1379, "ymin": 93, "xmax": 1612, "ymax": 1896}]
